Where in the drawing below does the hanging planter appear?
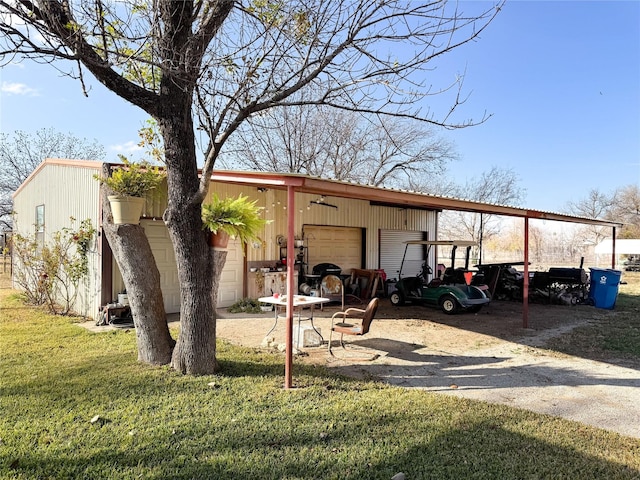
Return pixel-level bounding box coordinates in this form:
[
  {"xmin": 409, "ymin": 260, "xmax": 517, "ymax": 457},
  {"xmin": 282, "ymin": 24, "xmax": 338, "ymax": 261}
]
[
  {"xmin": 108, "ymin": 195, "xmax": 146, "ymax": 225},
  {"xmin": 202, "ymin": 194, "xmax": 268, "ymax": 250},
  {"xmin": 95, "ymin": 158, "xmax": 164, "ymax": 225},
  {"xmin": 208, "ymin": 230, "xmax": 230, "ymax": 249}
]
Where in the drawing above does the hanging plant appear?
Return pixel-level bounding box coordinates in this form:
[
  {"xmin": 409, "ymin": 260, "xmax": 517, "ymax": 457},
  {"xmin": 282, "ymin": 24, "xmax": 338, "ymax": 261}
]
[
  {"xmin": 201, "ymin": 193, "xmax": 268, "ymax": 245},
  {"xmin": 94, "ymin": 156, "xmax": 164, "ymax": 198},
  {"xmin": 94, "ymin": 157, "xmax": 165, "ymax": 225}
]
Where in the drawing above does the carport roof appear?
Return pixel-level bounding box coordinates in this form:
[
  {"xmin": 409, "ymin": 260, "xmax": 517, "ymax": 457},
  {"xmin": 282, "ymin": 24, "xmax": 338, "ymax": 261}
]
[
  {"xmin": 17, "ymin": 159, "xmax": 620, "ymax": 228},
  {"xmin": 210, "ymin": 170, "xmax": 622, "ymax": 228}
]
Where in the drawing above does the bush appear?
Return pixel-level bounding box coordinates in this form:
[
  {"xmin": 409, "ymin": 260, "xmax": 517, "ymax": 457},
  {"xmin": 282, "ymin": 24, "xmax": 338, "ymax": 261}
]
[
  {"xmin": 227, "ymin": 297, "xmax": 262, "ymax": 314},
  {"xmin": 12, "ymin": 218, "xmax": 95, "ymax": 315}
]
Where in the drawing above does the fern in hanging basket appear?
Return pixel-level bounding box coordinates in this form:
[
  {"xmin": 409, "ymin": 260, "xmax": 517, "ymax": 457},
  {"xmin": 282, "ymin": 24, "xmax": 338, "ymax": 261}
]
[{"xmin": 202, "ymin": 194, "xmax": 268, "ymax": 245}]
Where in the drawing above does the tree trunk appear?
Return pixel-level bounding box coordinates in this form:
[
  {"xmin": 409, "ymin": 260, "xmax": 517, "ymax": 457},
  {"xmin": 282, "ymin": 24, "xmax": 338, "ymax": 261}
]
[
  {"xmin": 100, "ymin": 175, "xmax": 174, "ymax": 365},
  {"xmin": 159, "ymin": 105, "xmax": 220, "ymax": 375},
  {"xmin": 212, "ymin": 249, "xmax": 228, "ymax": 309},
  {"xmin": 167, "ymin": 203, "xmax": 219, "ymax": 374}
]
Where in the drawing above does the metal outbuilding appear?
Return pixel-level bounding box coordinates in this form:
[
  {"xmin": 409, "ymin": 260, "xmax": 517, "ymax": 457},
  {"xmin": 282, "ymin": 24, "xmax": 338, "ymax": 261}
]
[
  {"xmin": 13, "ymin": 159, "xmax": 622, "ymax": 388},
  {"xmin": 209, "ymin": 170, "xmax": 622, "ymax": 387}
]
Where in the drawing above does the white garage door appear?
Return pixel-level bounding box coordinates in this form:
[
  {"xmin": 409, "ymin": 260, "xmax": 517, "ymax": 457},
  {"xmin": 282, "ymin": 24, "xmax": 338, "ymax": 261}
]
[
  {"xmin": 142, "ymin": 221, "xmax": 180, "ymax": 313},
  {"xmin": 379, "ymin": 230, "xmax": 426, "ymax": 281},
  {"xmin": 142, "ymin": 221, "xmax": 243, "ymax": 312},
  {"xmin": 303, "ymin": 225, "xmax": 362, "ymax": 274},
  {"xmin": 217, "ymin": 236, "xmax": 243, "ymax": 307}
]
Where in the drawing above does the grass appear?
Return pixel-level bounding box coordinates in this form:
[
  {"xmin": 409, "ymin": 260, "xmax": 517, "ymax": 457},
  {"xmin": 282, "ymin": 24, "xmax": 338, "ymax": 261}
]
[
  {"xmin": 545, "ymin": 272, "xmax": 640, "ymax": 363},
  {"xmin": 1, "ymin": 276, "xmax": 640, "ymax": 479}
]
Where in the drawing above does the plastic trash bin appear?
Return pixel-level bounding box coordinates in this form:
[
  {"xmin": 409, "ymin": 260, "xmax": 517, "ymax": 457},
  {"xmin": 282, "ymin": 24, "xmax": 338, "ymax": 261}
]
[{"xmin": 589, "ymin": 268, "xmax": 622, "ymax": 309}]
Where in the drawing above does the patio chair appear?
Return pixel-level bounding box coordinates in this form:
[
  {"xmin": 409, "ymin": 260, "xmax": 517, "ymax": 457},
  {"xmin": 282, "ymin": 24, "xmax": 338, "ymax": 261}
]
[
  {"xmin": 320, "ymin": 274, "xmax": 345, "ymax": 310},
  {"xmin": 328, "ymin": 297, "xmax": 379, "ymax": 358}
]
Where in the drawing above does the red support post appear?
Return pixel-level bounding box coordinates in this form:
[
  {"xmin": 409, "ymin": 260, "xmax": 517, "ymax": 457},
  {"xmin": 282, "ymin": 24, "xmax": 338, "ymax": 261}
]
[
  {"xmin": 523, "ymin": 217, "xmax": 529, "ymax": 329},
  {"xmin": 611, "ymin": 227, "xmax": 617, "ymax": 269},
  {"xmin": 284, "ymin": 185, "xmax": 296, "ymax": 389}
]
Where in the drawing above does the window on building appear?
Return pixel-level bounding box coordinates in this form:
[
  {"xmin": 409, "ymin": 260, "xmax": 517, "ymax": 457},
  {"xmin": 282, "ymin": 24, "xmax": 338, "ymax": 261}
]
[{"xmin": 35, "ymin": 204, "xmax": 44, "ymax": 245}]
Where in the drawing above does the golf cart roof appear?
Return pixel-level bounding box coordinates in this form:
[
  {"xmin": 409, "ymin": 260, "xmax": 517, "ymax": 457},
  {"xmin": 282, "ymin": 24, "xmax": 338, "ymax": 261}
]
[{"xmin": 403, "ymin": 240, "xmax": 477, "ymax": 247}]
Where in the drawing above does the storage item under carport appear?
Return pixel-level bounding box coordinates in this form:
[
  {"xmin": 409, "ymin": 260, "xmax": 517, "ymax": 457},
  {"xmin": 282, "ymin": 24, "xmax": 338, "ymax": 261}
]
[
  {"xmin": 474, "ymin": 262, "xmax": 526, "ymax": 300},
  {"xmin": 588, "ymin": 268, "xmax": 622, "ymax": 309},
  {"xmin": 535, "ymin": 267, "xmax": 589, "ymax": 305},
  {"xmin": 477, "ymin": 262, "xmax": 590, "ymax": 305}
]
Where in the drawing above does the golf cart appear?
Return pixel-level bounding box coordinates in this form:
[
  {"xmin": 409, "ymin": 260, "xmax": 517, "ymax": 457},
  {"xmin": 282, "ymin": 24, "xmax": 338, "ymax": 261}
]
[{"xmin": 389, "ymin": 240, "xmax": 490, "ymax": 314}]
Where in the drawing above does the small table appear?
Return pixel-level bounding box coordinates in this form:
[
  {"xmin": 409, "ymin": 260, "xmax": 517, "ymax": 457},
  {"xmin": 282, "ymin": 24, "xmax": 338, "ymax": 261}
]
[{"xmin": 258, "ymin": 295, "xmax": 330, "ymax": 346}]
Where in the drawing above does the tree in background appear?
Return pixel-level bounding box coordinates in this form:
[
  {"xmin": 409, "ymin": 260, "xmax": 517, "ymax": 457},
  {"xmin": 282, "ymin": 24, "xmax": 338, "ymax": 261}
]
[
  {"xmin": 565, "ymin": 188, "xmax": 615, "ymax": 248},
  {"xmin": 0, "ymin": 129, "xmax": 105, "ymax": 230},
  {"xmin": 420, "ymin": 167, "xmax": 525, "ymax": 259},
  {"xmin": 222, "ymin": 103, "xmax": 456, "ymax": 188},
  {"xmin": 565, "ymin": 185, "xmax": 640, "ymax": 250},
  {"xmin": 609, "ymin": 185, "xmax": 640, "ymax": 238},
  {"xmin": 0, "ymin": 1, "xmax": 503, "ymax": 374}
]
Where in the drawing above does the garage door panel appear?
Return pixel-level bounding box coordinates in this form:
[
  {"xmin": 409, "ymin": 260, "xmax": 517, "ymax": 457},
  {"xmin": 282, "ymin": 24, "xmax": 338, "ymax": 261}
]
[
  {"xmin": 141, "ymin": 221, "xmax": 244, "ymax": 312},
  {"xmin": 304, "ymin": 226, "xmax": 362, "ymax": 273},
  {"xmin": 379, "ymin": 230, "xmax": 426, "ymax": 280},
  {"xmin": 217, "ymin": 237, "xmax": 242, "ymax": 307}
]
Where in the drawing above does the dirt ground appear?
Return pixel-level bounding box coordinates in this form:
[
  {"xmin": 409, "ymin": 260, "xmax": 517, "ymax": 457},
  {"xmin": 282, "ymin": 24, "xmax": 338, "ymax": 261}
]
[{"xmin": 210, "ymin": 298, "xmax": 640, "ymax": 439}]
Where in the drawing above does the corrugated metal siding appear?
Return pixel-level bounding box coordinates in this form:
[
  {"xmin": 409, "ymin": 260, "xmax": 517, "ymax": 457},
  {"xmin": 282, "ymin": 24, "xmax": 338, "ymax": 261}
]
[
  {"xmin": 367, "ymin": 206, "xmax": 436, "ymax": 269},
  {"xmin": 13, "ymin": 165, "xmax": 439, "ymax": 318},
  {"xmin": 12, "ymin": 162, "xmax": 102, "ymax": 318},
  {"xmin": 199, "ymin": 186, "xmax": 437, "ymax": 270},
  {"xmin": 198, "ymin": 186, "xmax": 437, "ymax": 272}
]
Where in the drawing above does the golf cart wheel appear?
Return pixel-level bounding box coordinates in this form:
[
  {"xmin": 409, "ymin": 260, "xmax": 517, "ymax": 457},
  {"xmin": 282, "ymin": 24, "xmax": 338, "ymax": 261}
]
[
  {"xmin": 440, "ymin": 295, "xmax": 459, "ymax": 314},
  {"xmin": 390, "ymin": 291, "xmax": 405, "ymax": 306}
]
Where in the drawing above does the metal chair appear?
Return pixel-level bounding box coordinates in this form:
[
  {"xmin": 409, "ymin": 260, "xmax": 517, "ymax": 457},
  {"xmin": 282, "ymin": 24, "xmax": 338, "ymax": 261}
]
[
  {"xmin": 328, "ymin": 297, "xmax": 379, "ymax": 357},
  {"xmin": 320, "ymin": 274, "xmax": 345, "ymax": 310}
]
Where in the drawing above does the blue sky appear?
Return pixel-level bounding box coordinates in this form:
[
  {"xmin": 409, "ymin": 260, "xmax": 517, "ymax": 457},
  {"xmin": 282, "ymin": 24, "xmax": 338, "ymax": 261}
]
[{"xmin": 1, "ymin": 1, "xmax": 638, "ymax": 213}]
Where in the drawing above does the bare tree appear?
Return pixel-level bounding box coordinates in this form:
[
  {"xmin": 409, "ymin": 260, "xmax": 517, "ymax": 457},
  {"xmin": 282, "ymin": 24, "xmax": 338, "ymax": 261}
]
[
  {"xmin": 434, "ymin": 166, "xmax": 526, "ymax": 247},
  {"xmin": 222, "ymin": 105, "xmax": 456, "ymax": 187},
  {"xmin": 566, "ymin": 185, "xmax": 640, "ymax": 243},
  {"xmin": 0, "ymin": 0, "xmax": 503, "ymax": 374},
  {"xmin": 565, "ymin": 188, "xmax": 616, "ymax": 246},
  {"xmin": 609, "ymin": 185, "xmax": 640, "ymax": 238},
  {"xmin": 0, "ymin": 128, "xmax": 105, "ymax": 229}
]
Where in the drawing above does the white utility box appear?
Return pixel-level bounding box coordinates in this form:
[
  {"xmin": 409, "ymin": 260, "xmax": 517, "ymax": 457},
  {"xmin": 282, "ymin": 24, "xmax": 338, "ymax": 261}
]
[{"xmin": 293, "ymin": 325, "xmax": 322, "ymax": 348}]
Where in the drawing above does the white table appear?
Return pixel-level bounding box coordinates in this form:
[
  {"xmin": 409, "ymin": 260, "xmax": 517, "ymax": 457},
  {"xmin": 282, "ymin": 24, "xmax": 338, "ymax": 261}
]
[{"xmin": 258, "ymin": 295, "xmax": 330, "ymax": 345}]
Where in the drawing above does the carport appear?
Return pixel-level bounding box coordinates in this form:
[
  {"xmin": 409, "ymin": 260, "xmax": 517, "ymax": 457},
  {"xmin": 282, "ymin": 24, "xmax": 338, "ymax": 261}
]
[{"xmin": 210, "ymin": 170, "xmax": 623, "ymax": 388}]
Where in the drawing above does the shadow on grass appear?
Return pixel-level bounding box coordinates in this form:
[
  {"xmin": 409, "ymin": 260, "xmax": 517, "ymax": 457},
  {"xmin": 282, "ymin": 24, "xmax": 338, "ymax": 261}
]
[{"xmin": 3, "ymin": 408, "xmax": 638, "ymax": 479}]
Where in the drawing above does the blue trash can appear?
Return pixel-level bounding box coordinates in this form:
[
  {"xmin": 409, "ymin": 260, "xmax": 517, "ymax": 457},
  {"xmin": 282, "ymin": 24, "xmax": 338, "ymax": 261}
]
[{"xmin": 589, "ymin": 268, "xmax": 622, "ymax": 309}]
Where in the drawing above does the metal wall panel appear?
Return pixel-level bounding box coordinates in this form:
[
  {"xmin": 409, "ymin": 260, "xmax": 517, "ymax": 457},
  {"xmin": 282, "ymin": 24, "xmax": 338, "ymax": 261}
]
[
  {"xmin": 13, "ymin": 164, "xmax": 438, "ymax": 318},
  {"xmin": 12, "ymin": 162, "xmax": 102, "ymax": 319},
  {"xmin": 379, "ymin": 230, "xmax": 426, "ymax": 281}
]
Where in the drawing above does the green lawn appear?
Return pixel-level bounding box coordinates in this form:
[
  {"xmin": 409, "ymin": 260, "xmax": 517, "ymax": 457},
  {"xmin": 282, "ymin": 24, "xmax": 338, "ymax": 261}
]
[
  {"xmin": 545, "ymin": 271, "xmax": 640, "ymax": 363},
  {"xmin": 1, "ymin": 281, "xmax": 639, "ymax": 479}
]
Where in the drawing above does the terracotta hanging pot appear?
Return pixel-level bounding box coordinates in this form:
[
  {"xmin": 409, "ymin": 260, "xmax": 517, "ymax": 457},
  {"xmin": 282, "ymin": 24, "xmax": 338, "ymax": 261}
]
[{"xmin": 209, "ymin": 230, "xmax": 230, "ymax": 249}]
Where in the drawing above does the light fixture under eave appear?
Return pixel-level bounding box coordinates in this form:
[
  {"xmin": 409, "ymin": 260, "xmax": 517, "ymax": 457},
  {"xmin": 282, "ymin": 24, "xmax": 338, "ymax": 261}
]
[{"xmin": 309, "ymin": 198, "xmax": 338, "ymax": 209}]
